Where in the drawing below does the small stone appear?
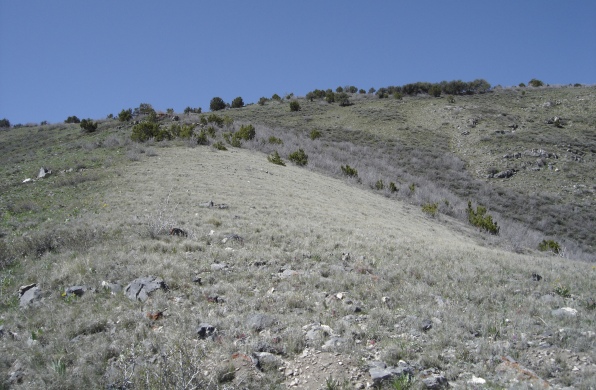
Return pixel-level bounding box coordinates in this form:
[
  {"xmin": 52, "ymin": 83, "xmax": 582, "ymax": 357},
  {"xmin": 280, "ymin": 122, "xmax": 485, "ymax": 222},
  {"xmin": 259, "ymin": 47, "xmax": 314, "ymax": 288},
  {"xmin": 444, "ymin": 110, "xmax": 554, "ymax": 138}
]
[
  {"xmin": 65, "ymin": 285, "xmax": 89, "ymax": 297},
  {"xmin": 210, "ymin": 263, "xmax": 228, "ymax": 271},
  {"xmin": 421, "ymin": 319, "xmax": 433, "ymax": 332},
  {"xmin": 468, "ymin": 375, "xmax": 486, "ymax": 385},
  {"xmin": 196, "ymin": 323, "xmax": 216, "ymax": 339},
  {"xmin": 551, "ymin": 307, "xmax": 578, "ymax": 317}
]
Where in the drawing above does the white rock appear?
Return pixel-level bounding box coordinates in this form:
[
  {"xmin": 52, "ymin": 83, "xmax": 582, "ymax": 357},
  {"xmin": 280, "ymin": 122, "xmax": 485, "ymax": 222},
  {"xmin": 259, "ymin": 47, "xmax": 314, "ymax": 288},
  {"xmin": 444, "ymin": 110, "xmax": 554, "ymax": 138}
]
[{"xmin": 468, "ymin": 376, "xmax": 486, "ymax": 384}]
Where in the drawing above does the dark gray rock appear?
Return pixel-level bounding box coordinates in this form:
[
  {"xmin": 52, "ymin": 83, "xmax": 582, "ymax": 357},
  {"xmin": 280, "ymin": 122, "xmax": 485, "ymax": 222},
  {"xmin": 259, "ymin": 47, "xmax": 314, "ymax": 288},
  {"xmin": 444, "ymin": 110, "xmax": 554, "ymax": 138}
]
[
  {"xmin": 419, "ymin": 369, "xmax": 449, "ymax": 389},
  {"xmin": 246, "ymin": 313, "xmax": 275, "ymax": 332},
  {"xmin": 421, "ymin": 319, "xmax": 433, "ymax": 332},
  {"xmin": 254, "ymin": 352, "xmax": 282, "ymax": 368},
  {"xmin": 65, "ymin": 285, "xmax": 89, "ymax": 297},
  {"xmin": 124, "ymin": 276, "xmax": 167, "ymax": 302},
  {"xmin": 369, "ymin": 361, "xmax": 413, "ymax": 384},
  {"xmin": 196, "ymin": 323, "xmax": 216, "ymax": 339},
  {"xmin": 19, "ymin": 284, "xmax": 41, "ymax": 307}
]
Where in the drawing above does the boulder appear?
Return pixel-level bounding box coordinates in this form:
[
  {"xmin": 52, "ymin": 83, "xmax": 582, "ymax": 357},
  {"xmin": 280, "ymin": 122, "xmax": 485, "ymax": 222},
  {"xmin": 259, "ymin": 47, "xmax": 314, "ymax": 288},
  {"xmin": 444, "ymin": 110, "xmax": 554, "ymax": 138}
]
[
  {"xmin": 246, "ymin": 313, "xmax": 276, "ymax": 332},
  {"xmin": 19, "ymin": 284, "xmax": 41, "ymax": 307},
  {"xmin": 124, "ymin": 276, "xmax": 167, "ymax": 302}
]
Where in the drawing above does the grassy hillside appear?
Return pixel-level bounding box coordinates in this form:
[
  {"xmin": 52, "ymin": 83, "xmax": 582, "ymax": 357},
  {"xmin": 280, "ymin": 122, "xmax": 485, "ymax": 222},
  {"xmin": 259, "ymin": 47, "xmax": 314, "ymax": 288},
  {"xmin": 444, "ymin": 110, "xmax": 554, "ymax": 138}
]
[{"xmin": 0, "ymin": 85, "xmax": 595, "ymax": 389}]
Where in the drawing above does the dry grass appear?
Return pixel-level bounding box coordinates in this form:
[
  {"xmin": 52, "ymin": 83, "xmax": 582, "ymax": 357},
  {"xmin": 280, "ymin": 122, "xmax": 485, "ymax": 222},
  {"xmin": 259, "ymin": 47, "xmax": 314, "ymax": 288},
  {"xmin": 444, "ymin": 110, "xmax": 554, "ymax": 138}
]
[
  {"xmin": 1, "ymin": 85, "xmax": 595, "ymax": 388},
  {"xmin": 1, "ymin": 145, "xmax": 594, "ymax": 388}
]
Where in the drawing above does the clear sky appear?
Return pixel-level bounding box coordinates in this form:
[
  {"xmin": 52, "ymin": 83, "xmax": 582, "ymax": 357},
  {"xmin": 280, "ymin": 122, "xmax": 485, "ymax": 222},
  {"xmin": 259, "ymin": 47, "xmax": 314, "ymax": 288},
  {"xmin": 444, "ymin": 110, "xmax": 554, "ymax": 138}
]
[{"xmin": 1, "ymin": 1, "xmax": 595, "ymax": 125}]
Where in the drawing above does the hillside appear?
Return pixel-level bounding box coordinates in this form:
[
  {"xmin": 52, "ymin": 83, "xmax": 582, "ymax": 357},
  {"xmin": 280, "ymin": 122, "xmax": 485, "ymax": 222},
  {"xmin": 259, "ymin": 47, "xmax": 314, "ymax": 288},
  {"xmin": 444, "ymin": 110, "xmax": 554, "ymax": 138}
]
[{"xmin": 0, "ymin": 85, "xmax": 595, "ymax": 389}]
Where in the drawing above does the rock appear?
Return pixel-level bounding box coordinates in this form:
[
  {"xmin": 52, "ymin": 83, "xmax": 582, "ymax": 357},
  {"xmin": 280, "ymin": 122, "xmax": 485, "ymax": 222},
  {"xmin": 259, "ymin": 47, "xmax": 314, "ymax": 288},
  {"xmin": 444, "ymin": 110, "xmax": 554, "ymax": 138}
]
[
  {"xmin": 210, "ymin": 263, "xmax": 228, "ymax": 271},
  {"xmin": 496, "ymin": 356, "xmax": 549, "ymax": 388},
  {"xmin": 196, "ymin": 323, "xmax": 216, "ymax": 339},
  {"xmin": 490, "ymin": 169, "xmax": 516, "ymax": 179},
  {"xmin": 8, "ymin": 360, "xmax": 25, "ymax": 385},
  {"xmin": 38, "ymin": 167, "xmax": 51, "ymax": 178},
  {"xmin": 421, "ymin": 319, "xmax": 433, "ymax": 332},
  {"xmin": 341, "ymin": 252, "xmax": 351, "ymax": 262},
  {"xmin": 322, "ymin": 336, "xmax": 348, "ymax": 350},
  {"xmin": 254, "ymin": 352, "xmax": 282, "ymax": 369},
  {"xmin": 419, "ymin": 369, "xmax": 449, "ymax": 389},
  {"xmin": 551, "ymin": 307, "xmax": 578, "ymax": 317},
  {"xmin": 65, "ymin": 285, "xmax": 89, "ymax": 297},
  {"xmin": 124, "ymin": 276, "xmax": 167, "ymax": 302},
  {"xmin": 304, "ymin": 323, "xmax": 335, "ymax": 343},
  {"xmin": 369, "ymin": 361, "xmax": 413, "ymax": 384},
  {"xmin": 246, "ymin": 313, "xmax": 276, "ymax": 332},
  {"xmin": 279, "ymin": 269, "xmax": 300, "ymax": 279},
  {"xmin": 19, "ymin": 283, "xmax": 41, "ymax": 307},
  {"xmin": 531, "ymin": 273, "xmax": 543, "ymax": 281},
  {"xmin": 101, "ymin": 281, "xmax": 123, "ymax": 294},
  {"xmin": 467, "ymin": 376, "xmax": 486, "ymax": 385}
]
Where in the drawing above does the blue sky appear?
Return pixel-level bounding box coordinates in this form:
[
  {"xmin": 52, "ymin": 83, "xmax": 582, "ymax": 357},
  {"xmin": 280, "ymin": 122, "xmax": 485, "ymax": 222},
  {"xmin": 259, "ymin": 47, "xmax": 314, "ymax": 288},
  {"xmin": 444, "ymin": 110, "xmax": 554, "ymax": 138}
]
[{"xmin": 1, "ymin": 1, "xmax": 595, "ymax": 124}]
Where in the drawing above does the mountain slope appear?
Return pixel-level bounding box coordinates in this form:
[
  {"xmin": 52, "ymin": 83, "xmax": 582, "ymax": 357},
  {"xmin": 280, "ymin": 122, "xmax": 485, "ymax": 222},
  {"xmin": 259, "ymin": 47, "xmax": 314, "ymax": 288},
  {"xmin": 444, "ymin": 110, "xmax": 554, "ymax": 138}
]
[{"xmin": 1, "ymin": 139, "xmax": 595, "ymax": 388}]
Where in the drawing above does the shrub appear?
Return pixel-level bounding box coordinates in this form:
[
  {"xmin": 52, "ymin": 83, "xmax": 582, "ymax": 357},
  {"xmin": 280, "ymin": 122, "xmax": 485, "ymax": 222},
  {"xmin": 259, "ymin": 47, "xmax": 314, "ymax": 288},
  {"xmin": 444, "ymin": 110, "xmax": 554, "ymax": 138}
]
[
  {"xmin": 136, "ymin": 103, "xmax": 155, "ymax": 117},
  {"xmin": 196, "ymin": 129, "xmax": 209, "ymax": 145},
  {"xmin": 271, "ymin": 94, "xmax": 281, "ymax": 101},
  {"xmin": 519, "ymin": 83, "xmax": 526, "ymax": 87},
  {"xmin": 447, "ymin": 96, "xmax": 456, "ymax": 104},
  {"xmin": 179, "ymin": 124, "xmax": 195, "ymax": 139},
  {"xmin": 325, "ymin": 91, "xmax": 335, "ymax": 103},
  {"xmin": 235, "ymin": 124, "xmax": 256, "ymax": 141},
  {"xmin": 213, "ymin": 141, "xmax": 227, "ymax": 151},
  {"xmin": 288, "ymin": 148, "xmax": 308, "ymax": 166},
  {"xmin": 429, "ymin": 84, "xmax": 442, "ymax": 97},
  {"xmin": 335, "ymin": 86, "xmax": 344, "ymax": 93},
  {"xmin": 268, "ymin": 136, "xmax": 283, "ymax": 145},
  {"xmin": 184, "ymin": 106, "xmax": 201, "ymax": 114},
  {"xmin": 368, "ymin": 87, "xmax": 376, "ymax": 94},
  {"xmin": 258, "ymin": 97, "xmax": 268, "ymax": 106},
  {"xmin": 393, "ymin": 92, "xmax": 403, "ymax": 100},
  {"xmin": 131, "ymin": 122, "xmax": 160, "ymax": 142},
  {"xmin": 310, "ymin": 129, "xmax": 322, "ymax": 140},
  {"xmin": 554, "ymin": 284, "xmax": 571, "ymax": 298},
  {"xmin": 118, "ymin": 109, "xmax": 132, "ymax": 122},
  {"xmin": 389, "ymin": 182, "xmax": 398, "ymax": 193},
  {"xmin": 336, "ymin": 92, "xmax": 352, "ymax": 107},
  {"xmin": 207, "ymin": 114, "xmax": 224, "ymax": 126},
  {"xmin": 409, "ymin": 183, "xmax": 416, "ymax": 193},
  {"xmin": 467, "ymin": 201, "xmax": 499, "ymax": 235},
  {"xmin": 422, "ymin": 203, "xmax": 438, "ymax": 217},
  {"xmin": 210, "ymin": 97, "xmax": 226, "ymax": 111},
  {"xmin": 375, "ymin": 179, "xmax": 385, "ymax": 190},
  {"xmin": 528, "ymin": 79, "xmax": 544, "ymax": 87},
  {"xmin": 267, "ymin": 151, "xmax": 285, "ymax": 166},
  {"xmin": 80, "ymin": 119, "xmax": 98, "ymax": 133},
  {"xmin": 359, "ymin": 89, "xmax": 366, "ymax": 94},
  {"xmin": 231, "ymin": 96, "xmax": 244, "ymax": 108},
  {"xmin": 341, "ymin": 165, "xmax": 358, "ymax": 177},
  {"xmin": 289, "ymin": 101, "xmax": 301, "ymax": 112},
  {"xmin": 538, "ymin": 239, "xmax": 561, "ymax": 254},
  {"xmin": 65, "ymin": 116, "xmax": 80, "ymax": 124},
  {"xmin": 0, "ymin": 118, "xmax": 10, "ymax": 128}
]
